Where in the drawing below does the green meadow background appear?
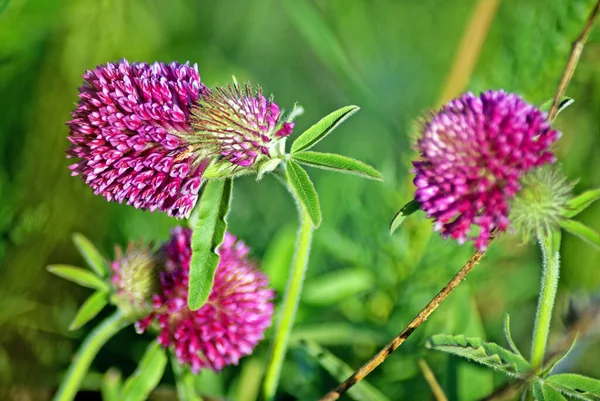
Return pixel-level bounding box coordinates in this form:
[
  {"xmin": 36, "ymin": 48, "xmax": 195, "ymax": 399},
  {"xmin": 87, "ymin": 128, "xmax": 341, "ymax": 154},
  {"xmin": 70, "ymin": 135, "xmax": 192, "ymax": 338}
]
[{"xmin": 1, "ymin": 0, "xmax": 600, "ymax": 399}]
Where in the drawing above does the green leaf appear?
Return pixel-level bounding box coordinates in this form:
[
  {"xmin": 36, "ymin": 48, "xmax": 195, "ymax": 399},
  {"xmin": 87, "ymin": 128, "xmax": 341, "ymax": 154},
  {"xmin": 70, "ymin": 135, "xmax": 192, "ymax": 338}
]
[
  {"xmin": 533, "ymin": 382, "xmax": 569, "ymax": 401},
  {"xmin": 299, "ymin": 340, "xmax": 390, "ymax": 401},
  {"xmin": 257, "ymin": 158, "xmax": 283, "ymax": 181},
  {"xmin": 47, "ymin": 265, "xmax": 110, "ymax": 291},
  {"xmin": 72, "ymin": 233, "xmax": 109, "ymax": 277},
  {"xmin": 290, "ymin": 105, "xmax": 359, "ymax": 153},
  {"xmin": 425, "ymin": 334, "xmax": 532, "ymax": 378},
  {"xmin": 541, "ymin": 337, "xmax": 578, "ymax": 377},
  {"xmin": 170, "ymin": 353, "xmax": 202, "ymax": 401},
  {"xmin": 101, "ymin": 368, "xmax": 122, "ymax": 401},
  {"xmin": 292, "ymin": 151, "xmax": 382, "ymax": 181},
  {"xmin": 564, "ymin": 189, "xmax": 600, "ymax": 218},
  {"xmin": 389, "ymin": 199, "xmax": 421, "ymax": 234},
  {"xmin": 121, "ymin": 342, "xmax": 168, "ymax": 401},
  {"xmin": 547, "ymin": 374, "xmax": 600, "ymax": 400},
  {"xmin": 188, "ymin": 178, "xmax": 233, "ymax": 311},
  {"xmin": 559, "ymin": 219, "xmax": 600, "ymax": 250},
  {"xmin": 503, "ymin": 314, "xmax": 525, "ymax": 359},
  {"xmin": 539, "ymin": 97, "xmax": 574, "ymax": 120},
  {"xmin": 69, "ymin": 291, "xmax": 109, "ymax": 330},
  {"xmin": 302, "ymin": 268, "xmax": 374, "ymax": 305},
  {"xmin": 286, "ymin": 160, "xmax": 322, "ymax": 227}
]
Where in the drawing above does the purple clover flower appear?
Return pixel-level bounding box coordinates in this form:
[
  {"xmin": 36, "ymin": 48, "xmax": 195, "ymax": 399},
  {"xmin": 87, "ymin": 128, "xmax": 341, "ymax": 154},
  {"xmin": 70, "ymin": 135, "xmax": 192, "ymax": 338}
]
[
  {"xmin": 67, "ymin": 61, "xmax": 294, "ymax": 217},
  {"xmin": 136, "ymin": 227, "xmax": 274, "ymax": 373},
  {"xmin": 412, "ymin": 90, "xmax": 560, "ymax": 250},
  {"xmin": 67, "ymin": 60, "xmax": 209, "ymax": 218},
  {"xmin": 191, "ymin": 83, "xmax": 295, "ymax": 169}
]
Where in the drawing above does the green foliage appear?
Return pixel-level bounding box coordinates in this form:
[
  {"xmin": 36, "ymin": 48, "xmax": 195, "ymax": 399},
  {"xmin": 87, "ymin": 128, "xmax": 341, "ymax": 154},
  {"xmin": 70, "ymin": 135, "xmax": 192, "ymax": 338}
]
[
  {"xmin": 299, "ymin": 340, "xmax": 390, "ymax": 401},
  {"xmin": 101, "ymin": 368, "xmax": 122, "ymax": 401},
  {"xmin": 72, "ymin": 233, "xmax": 109, "ymax": 277},
  {"xmin": 188, "ymin": 178, "xmax": 233, "ymax": 310},
  {"xmin": 546, "ymin": 374, "xmax": 600, "ymax": 400},
  {"xmin": 426, "ymin": 334, "xmax": 532, "ymax": 378},
  {"xmin": 286, "ymin": 160, "xmax": 322, "ymax": 227},
  {"xmin": 389, "ymin": 199, "xmax": 421, "ymax": 234},
  {"xmin": 121, "ymin": 342, "xmax": 168, "ymax": 401},
  {"xmin": 290, "ymin": 105, "xmax": 359, "ymax": 153},
  {"xmin": 47, "ymin": 265, "xmax": 109, "ymax": 292},
  {"xmin": 540, "ymin": 97, "xmax": 575, "ymax": 121},
  {"xmin": 533, "ymin": 382, "xmax": 569, "ymax": 401},
  {"xmin": 503, "ymin": 314, "xmax": 525, "ymax": 359},
  {"xmin": 559, "ymin": 219, "xmax": 600, "ymax": 250},
  {"xmin": 68, "ymin": 291, "xmax": 108, "ymax": 331},
  {"xmin": 292, "ymin": 151, "xmax": 383, "ymax": 180},
  {"xmin": 564, "ymin": 189, "xmax": 600, "ymax": 218}
]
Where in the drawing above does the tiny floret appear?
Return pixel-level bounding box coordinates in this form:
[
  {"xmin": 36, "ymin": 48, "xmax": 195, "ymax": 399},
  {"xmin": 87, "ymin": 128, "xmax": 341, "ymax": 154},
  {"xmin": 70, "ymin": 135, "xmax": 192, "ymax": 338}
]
[
  {"xmin": 136, "ymin": 227, "xmax": 274, "ymax": 373},
  {"xmin": 412, "ymin": 91, "xmax": 560, "ymax": 250}
]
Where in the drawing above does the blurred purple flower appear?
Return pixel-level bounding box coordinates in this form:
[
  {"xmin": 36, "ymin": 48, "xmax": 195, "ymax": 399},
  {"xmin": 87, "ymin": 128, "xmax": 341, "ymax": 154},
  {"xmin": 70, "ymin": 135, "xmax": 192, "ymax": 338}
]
[
  {"xmin": 412, "ymin": 90, "xmax": 560, "ymax": 250},
  {"xmin": 191, "ymin": 82, "xmax": 294, "ymax": 169},
  {"xmin": 67, "ymin": 60, "xmax": 208, "ymax": 218},
  {"xmin": 136, "ymin": 227, "xmax": 274, "ymax": 373}
]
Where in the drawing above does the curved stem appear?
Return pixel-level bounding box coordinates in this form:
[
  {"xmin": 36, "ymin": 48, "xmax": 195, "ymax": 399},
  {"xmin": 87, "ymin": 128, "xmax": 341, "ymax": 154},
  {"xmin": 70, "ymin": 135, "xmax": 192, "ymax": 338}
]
[
  {"xmin": 530, "ymin": 230, "xmax": 562, "ymax": 370},
  {"xmin": 54, "ymin": 311, "xmax": 129, "ymax": 401},
  {"xmin": 263, "ymin": 204, "xmax": 313, "ymax": 401}
]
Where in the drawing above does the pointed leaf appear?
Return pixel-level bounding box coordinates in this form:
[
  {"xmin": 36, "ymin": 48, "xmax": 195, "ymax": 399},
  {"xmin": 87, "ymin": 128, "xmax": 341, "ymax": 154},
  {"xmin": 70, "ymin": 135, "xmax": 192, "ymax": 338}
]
[
  {"xmin": 286, "ymin": 160, "xmax": 321, "ymax": 227},
  {"xmin": 101, "ymin": 368, "xmax": 122, "ymax": 401},
  {"xmin": 299, "ymin": 340, "xmax": 390, "ymax": 401},
  {"xmin": 425, "ymin": 334, "xmax": 532, "ymax": 378},
  {"xmin": 564, "ymin": 189, "xmax": 600, "ymax": 218},
  {"xmin": 69, "ymin": 291, "xmax": 109, "ymax": 330},
  {"xmin": 390, "ymin": 200, "xmax": 421, "ymax": 234},
  {"xmin": 188, "ymin": 178, "xmax": 233, "ymax": 310},
  {"xmin": 540, "ymin": 97, "xmax": 574, "ymax": 120},
  {"xmin": 504, "ymin": 314, "xmax": 525, "ymax": 358},
  {"xmin": 72, "ymin": 233, "xmax": 109, "ymax": 277},
  {"xmin": 533, "ymin": 382, "xmax": 568, "ymax": 401},
  {"xmin": 547, "ymin": 374, "xmax": 600, "ymax": 400},
  {"xmin": 292, "ymin": 151, "xmax": 382, "ymax": 181},
  {"xmin": 47, "ymin": 265, "xmax": 110, "ymax": 291},
  {"xmin": 542, "ymin": 337, "xmax": 578, "ymax": 377},
  {"xmin": 121, "ymin": 342, "xmax": 168, "ymax": 401},
  {"xmin": 257, "ymin": 158, "xmax": 283, "ymax": 181},
  {"xmin": 291, "ymin": 105, "xmax": 359, "ymax": 153},
  {"xmin": 559, "ymin": 219, "xmax": 600, "ymax": 250}
]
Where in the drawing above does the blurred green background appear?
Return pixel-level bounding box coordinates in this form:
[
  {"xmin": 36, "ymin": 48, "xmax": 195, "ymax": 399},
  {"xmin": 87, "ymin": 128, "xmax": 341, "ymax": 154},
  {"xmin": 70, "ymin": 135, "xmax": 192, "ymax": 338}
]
[{"xmin": 1, "ymin": 0, "xmax": 600, "ymax": 399}]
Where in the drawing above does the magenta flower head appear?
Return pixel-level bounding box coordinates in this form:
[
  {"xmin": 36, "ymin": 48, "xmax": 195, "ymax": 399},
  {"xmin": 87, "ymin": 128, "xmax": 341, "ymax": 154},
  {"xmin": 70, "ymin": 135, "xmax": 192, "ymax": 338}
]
[
  {"xmin": 67, "ymin": 60, "xmax": 209, "ymax": 218},
  {"xmin": 191, "ymin": 82, "xmax": 295, "ymax": 178},
  {"xmin": 136, "ymin": 227, "xmax": 274, "ymax": 373},
  {"xmin": 412, "ymin": 90, "xmax": 560, "ymax": 250}
]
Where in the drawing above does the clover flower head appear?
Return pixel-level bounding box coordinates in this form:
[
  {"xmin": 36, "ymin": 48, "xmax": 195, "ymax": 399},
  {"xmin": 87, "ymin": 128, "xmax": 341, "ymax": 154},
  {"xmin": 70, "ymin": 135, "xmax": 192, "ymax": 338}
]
[
  {"xmin": 136, "ymin": 227, "xmax": 274, "ymax": 373},
  {"xmin": 412, "ymin": 90, "xmax": 560, "ymax": 250},
  {"xmin": 111, "ymin": 242, "xmax": 159, "ymax": 317},
  {"xmin": 190, "ymin": 82, "xmax": 294, "ymax": 173},
  {"xmin": 67, "ymin": 60, "xmax": 209, "ymax": 218}
]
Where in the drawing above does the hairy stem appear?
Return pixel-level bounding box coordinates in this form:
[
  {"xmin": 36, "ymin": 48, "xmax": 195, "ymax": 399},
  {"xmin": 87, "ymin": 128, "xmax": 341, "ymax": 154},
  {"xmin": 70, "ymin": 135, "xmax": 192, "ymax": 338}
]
[
  {"xmin": 263, "ymin": 204, "xmax": 313, "ymax": 400},
  {"xmin": 530, "ymin": 230, "xmax": 562, "ymax": 370},
  {"xmin": 54, "ymin": 311, "xmax": 128, "ymax": 401}
]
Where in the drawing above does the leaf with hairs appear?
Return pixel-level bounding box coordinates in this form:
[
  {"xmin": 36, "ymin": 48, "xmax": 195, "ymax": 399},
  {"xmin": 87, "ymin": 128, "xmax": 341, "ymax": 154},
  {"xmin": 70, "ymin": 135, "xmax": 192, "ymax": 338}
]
[
  {"xmin": 72, "ymin": 233, "xmax": 109, "ymax": 277},
  {"xmin": 563, "ymin": 189, "xmax": 600, "ymax": 218},
  {"xmin": 546, "ymin": 374, "xmax": 600, "ymax": 400},
  {"xmin": 286, "ymin": 160, "xmax": 321, "ymax": 227},
  {"xmin": 69, "ymin": 291, "xmax": 108, "ymax": 330},
  {"xmin": 390, "ymin": 200, "xmax": 421, "ymax": 234},
  {"xmin": 533, "ymin": 382, "xmax": 568, "ymax": 401},
  {"xmin": 291, "ymin": 106, "xmax": 359, "ymax": 153},
  {"xmin": 121, "ymin": 342, "xmax": 168, "ymax": 401},
  {"xmin": 292, "ymin": 151, "xmax": 382, "ymax": 181},
  {"xmin": 426, "ymin": 334, "xmax": 532, "ymax": 378},
  {"xmin": 188, "ymin": 178, "xmax": 233, "ymax": 310},
  {"xmin": 559, "ymin": 219, "xmax": 600, "ymax": 250},
  {"xmin": 47, "ymin": 265, "xmax": 109, "ymax": 291}
]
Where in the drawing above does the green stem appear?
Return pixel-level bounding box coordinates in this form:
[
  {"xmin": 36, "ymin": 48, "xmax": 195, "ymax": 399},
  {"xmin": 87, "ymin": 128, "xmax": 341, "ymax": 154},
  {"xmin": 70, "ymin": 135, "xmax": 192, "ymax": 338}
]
[
  {"xmin": 530, "ymin": 229, "xmax": 562, "ymax": 370},
  {"xmin": 54, "ymin": 311, "xmax": 129, "ymax": 401},
  {"xmin": 171, "ymin": 353, "xmax": 203, "ymax": 401},
  {"xmin": 263, "ymin": 204, "xmax": 313, "ymax": 400}
]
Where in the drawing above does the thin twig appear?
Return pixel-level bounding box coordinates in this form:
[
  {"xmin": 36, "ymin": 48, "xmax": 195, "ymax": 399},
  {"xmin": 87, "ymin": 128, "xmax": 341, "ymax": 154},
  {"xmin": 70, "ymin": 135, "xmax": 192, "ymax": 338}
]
[
  {"xmin": 419, "ymin": 359, "xmax": 448, "ymax": 401},
  {"xmin": 548, "ymin": 0, "xmax": 600, "ymax": 121},
  {"xmin": 319, "ymin": 247, "xmax": 488, "ymax": 401}
]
